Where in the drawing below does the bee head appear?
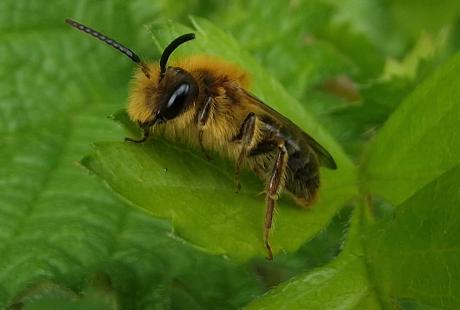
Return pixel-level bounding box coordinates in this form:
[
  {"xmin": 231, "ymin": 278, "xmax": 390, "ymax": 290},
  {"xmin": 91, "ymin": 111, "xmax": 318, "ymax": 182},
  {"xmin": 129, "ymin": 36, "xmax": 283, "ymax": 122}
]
[
  {"xmin": 146, "ymin": 33, "xmax": 198, "ymax": 126},
  {"xmin": 128, "ymin": 33, "xmax": 198, "ymax": 128}
]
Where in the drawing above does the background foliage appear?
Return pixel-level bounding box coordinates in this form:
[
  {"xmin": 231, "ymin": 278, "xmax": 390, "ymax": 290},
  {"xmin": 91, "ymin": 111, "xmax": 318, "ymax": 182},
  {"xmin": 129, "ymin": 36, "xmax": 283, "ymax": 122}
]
[{"xmin": 1, "ymin": 0, "xmax": 459, "ymax": 309}]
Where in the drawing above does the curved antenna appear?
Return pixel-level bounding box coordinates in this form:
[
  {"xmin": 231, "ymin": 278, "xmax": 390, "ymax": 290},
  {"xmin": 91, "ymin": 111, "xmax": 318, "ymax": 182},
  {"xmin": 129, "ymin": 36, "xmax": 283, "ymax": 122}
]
[
  {"xmin": 160, "ymin": 33, "xmax": 195, "ymax": 78},
  {"xmin": 65, "ymin": 18, "xmax": 151, "ymax": 78}
]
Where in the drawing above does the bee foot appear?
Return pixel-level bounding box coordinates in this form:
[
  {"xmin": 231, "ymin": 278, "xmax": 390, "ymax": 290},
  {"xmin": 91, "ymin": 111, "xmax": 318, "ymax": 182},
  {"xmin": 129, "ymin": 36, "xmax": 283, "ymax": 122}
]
[
  {"xmin": 125, "ymin": 136, "xmax": 147, "ymax": 143},
  {"xmin": 256, "ymin": 190, "xmax": 266, "ymax": 197}
]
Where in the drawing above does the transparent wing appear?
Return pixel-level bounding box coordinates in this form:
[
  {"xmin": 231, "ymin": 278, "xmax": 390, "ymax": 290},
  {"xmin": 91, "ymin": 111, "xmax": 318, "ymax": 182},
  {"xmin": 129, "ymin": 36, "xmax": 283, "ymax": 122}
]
[{"xmin": 242, "ymin": 90, "xmax": 337, "ymax": 170}]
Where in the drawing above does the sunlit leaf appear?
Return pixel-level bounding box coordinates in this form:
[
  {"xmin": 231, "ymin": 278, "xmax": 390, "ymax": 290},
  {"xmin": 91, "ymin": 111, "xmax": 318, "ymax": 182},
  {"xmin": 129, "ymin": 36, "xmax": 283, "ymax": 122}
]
[{"xmin": 362, "ymin": 51, "xmax": 460, "ymax": 205}]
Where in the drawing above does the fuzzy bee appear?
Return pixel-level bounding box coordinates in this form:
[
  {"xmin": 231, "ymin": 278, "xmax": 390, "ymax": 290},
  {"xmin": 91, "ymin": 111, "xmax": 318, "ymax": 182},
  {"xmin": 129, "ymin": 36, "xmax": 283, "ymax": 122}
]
[{"xmin": 66, "ymin": 19, "xmax": 337, "ymax": 260}]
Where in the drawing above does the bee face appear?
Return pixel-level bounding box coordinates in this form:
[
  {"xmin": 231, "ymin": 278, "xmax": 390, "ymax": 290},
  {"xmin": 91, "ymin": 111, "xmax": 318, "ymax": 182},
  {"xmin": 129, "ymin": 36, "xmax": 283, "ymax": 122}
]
[{"xmin": 153, "ymin": 67, "xmax": 198, "ymax": 125}]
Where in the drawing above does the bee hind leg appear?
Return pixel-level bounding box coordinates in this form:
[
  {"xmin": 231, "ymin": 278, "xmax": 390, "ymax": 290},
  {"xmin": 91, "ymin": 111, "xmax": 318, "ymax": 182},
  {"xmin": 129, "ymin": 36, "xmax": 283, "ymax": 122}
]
[
  {"xmin": 233, "ymin": 112, "xmax": 257, "ymax": 193},
  {"xmin": 264, "ymin": 141, "xmax": 288, "ymax": 260}
]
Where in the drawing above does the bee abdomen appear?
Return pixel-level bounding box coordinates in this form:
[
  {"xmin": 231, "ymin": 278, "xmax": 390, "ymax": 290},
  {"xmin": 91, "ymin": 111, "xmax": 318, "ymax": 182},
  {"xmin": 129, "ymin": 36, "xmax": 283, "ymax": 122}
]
[{"xmin": 286, "ymin": 150, "xmax": 320, "ymax": 207}]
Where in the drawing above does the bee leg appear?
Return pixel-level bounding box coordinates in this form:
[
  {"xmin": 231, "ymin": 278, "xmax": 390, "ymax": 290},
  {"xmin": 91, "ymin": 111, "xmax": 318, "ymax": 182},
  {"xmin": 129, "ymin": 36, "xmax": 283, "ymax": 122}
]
[
  {"xmin": 234, "ymin": 112, "xmax": 256, "ymax": 193},
  {"xmin": 256, "ymin": 190, "xmax": 266, "ymax": 197},
  {"xmin": 125, "ymin": 127, "xmax": 150, "ymax": 143},
  {"xmin": 264, "ymin": 141, "xmax": 288, "ymax": 260},
  {"xmin": 197, "ymin": 96, "xmax": 213, "ymax": 160},
  {"xmin": 198, "ymin": 130, "xmax": 212, "ymax": 161}
]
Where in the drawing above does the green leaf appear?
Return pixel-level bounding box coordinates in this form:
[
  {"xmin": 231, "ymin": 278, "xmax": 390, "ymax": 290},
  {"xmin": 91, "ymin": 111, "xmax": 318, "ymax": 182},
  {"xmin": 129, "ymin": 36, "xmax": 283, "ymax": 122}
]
[
  {"xmin": 8, "ymin": 277, "xmax": 116, "ymax": 310},
  {"xmin": 389, "ymin": 0, "xmax": 460, "ymax": 39},
  {"xmin": 382, "ymin": 30, "xmax": 454, "ymax": 82},
  {"xmin": 364, "ymin": 163, "xmax": 460, "ymax": 309},
  {"xmin": 317, "ymin": 22, "xmax": 385, "ymax": 81},
  {"xmin": 326, "ymin": 0, "xmax": 389, "ymax": 43},
  {"xmin": 248, "ymin": 163, "xmax": 460, "ymax": 309},
  {"xmin": 81, "ymin": 17, "xmax": 357, "ymax": 261},
  {"xmin": 362, "ymin": 51, "xmax": 460, "ymax": 205},
  {"xmin": 246, "ymin": 205, "xmax": 381, "ymax": 309},
  {"xmin": 247, "ymin": 252, "xmax": 380, "ymax": 309}
]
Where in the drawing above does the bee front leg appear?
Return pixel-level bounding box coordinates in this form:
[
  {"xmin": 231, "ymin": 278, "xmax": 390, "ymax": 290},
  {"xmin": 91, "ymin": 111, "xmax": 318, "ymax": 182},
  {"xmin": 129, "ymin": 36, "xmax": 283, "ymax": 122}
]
[
  {"xmin": 197, "ymin": 96, "xmax": 213, "ymax": 161},
  {"xmin": 264, "ymin": 141, "xmax": 288, "ymax": 260},
  {"xmin": 125, "ymin": 127, "xmax": 150, "ymax": 143},
  {"xmin": 233, "ymin": 112, "xmax": 257, "ymax": 193}
]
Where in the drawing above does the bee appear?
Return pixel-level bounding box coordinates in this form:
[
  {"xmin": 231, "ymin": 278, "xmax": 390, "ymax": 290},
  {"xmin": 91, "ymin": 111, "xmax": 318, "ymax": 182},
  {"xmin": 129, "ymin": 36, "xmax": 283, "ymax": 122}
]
[{"xmin": 66, "ymin": 19, "xmax": 337, "ymax": 260}]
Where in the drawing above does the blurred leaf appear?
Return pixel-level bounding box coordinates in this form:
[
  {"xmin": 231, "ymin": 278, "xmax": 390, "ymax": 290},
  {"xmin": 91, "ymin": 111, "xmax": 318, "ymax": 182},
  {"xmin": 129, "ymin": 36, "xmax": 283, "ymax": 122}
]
[
  {"xmin": 9, "ymin": 277, "xmax": 116, "ymax": 310},
  {"xmin": 362, "ymin": 51, "xmax": 460, "ymax": 205},
  {"xmin": 8, "ymin": 280, "xmax": 80, "ymax": 310},
  {"xmin": 317, "ymin": 22, "xmax": 385, "ymax": 80},
  {"xmin": 261, "ymin": 37, "xmax": 356, "ymax": 99},
  {"xmin": 328, "ymin": 28, "xmax": 460, "ymax": 161},
  {"xmin": 389, "ymin": 0, "xmax": 460, "ymax": 39},
  {"xmin": 383, "ymin": 32, "xmax": 438, "ymax": 80},
  {"xmin": 365, "ymin": 163, "xmax": 460, "ymax": 309},
  {"xmin": 22, "ymin": 299, "xmax": 112, "ymax": 310},
  {"xmin": 325, "ymin": 0, "xmax": 391, "ymax": 46}
]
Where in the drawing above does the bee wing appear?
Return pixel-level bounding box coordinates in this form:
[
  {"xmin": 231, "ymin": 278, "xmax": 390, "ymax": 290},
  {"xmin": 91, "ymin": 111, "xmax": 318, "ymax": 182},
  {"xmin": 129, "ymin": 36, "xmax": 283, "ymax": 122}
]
[
  {"xmin": 299, "ymin": 132, "xmax": 338, "ymax": 170},
  {"xmin": 242, "ymin": 90, "xmax": 337, "ymax": 170}
]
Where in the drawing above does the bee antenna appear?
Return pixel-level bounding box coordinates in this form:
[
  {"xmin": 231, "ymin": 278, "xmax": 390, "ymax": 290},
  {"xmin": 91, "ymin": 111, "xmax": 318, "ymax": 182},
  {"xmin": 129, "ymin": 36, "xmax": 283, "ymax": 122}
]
[
  {"xmin": 160, "ymin": 33, "xmax": 195, "ymax": 77},
  {"xmin": 65, "ymin": 18, "xmax": 151, "ymax": 79}
]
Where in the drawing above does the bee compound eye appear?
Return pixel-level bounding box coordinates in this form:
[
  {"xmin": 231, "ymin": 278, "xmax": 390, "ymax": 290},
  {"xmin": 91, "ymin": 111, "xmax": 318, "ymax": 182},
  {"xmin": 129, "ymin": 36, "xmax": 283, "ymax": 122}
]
[
  {"xmin": 167, "ymin": 84, "xmax": 189, "ymax": 108},
  {"xmin": 162, "ymin": 83, "xmax": 190, "ymax": 119}
]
